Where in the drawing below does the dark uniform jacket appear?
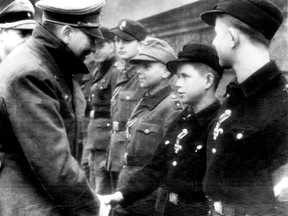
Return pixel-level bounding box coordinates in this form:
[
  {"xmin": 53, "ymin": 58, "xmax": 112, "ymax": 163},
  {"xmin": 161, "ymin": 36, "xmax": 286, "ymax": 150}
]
[
  {"xmin": 0, "ymin": 24, "xmax": 98, "ymax": 215},
  {"xmin": 85, "ymin": 57, "xmax": 118, "ymax": 150},
  {"xmin": 106, "ymin": 64, "xmax": 142, "ymax": 172},
  {"xmin": 204, "ymin": 61, "xmax": 288, "ymax": 212},
  {"xmin": 119, "ymin": 101, "xmax": 220, "ymax": 210},
  {"xmin": 125, "ymin": 84, "xmax": 182, "ymax": 167}
]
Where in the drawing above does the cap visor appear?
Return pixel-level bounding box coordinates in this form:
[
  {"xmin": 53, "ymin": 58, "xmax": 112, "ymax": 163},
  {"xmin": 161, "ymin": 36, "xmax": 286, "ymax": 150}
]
[
  {"xmin": 130, "ymin": 55, "xmax": 158, "ymax": 64},
  {"xmin": 111, "ymin": 28, "xmax": 136, "ymax": 41},
  {"xmin": 82, "ymin": 27, "xmax": 103, "ymax": 39},
  {"xmin": 166, "ymin": 58, "xmax": 192, "ymax": 74},
  {"xmin": 200, "ymin": 10, "xmax": 224, "ymax": 26}
]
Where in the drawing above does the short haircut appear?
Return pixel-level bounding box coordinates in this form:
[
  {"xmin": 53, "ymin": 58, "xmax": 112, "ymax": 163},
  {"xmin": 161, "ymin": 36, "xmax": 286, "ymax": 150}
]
[
  {"xmin": 219, "ymin": 14, "xmax": 270, "ymax": 47},
  {"xmin": 192, "ymin": 63, "xmax": 221, "ymax": 91}
]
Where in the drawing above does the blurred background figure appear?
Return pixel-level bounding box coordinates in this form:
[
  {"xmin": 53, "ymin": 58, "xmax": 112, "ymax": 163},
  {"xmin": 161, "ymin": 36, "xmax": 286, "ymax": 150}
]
[
  {"xmin": 105, "ymin": 19, "xmax": 147, "ymax": 192},
  {"xmin": 0, "ymin": 0, "xmax": 35, "ymax": 62},
  {"xmin": 81, "ymin": 27, "xmax": 119, "ymax": 195}
]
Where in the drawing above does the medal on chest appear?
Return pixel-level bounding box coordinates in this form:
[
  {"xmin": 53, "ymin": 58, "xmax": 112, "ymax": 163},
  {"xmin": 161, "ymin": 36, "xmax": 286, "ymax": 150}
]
[{"xmin": 213, "ymin": 109, "xmax": 232, "ymax": 140}]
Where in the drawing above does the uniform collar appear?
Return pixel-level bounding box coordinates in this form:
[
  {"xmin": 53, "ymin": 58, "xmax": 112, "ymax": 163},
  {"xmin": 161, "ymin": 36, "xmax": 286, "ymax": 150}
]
[
  {"xmin": 141, "ymin": 83, "xmax": 172, "ymax": 110},
  {"xmin": 193, "ymin": 100, "xmax": 221, "ymax": 126},
  {"xmin": 228, "ymin": 61, "xmax": 281, "ymax": 98},
  {"xmin": 31, "ymin": 23, "xmax": 90, "ymax": 75}
]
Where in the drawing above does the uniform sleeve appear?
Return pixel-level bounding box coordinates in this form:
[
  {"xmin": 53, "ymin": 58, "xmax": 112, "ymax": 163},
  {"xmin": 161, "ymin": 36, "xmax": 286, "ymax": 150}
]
[
  {"xmin": 4, "ymin": 72, "xmax": 99, "ymax": 215},
  {"xmin": 120, "ymin": 140, "xmax": 170, "ymax": 205}
]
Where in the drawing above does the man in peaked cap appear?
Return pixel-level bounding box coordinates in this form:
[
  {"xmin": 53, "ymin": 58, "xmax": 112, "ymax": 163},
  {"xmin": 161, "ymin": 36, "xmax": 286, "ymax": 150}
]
[
  {"xmin": 0, "ymin": 0, "xmax": 105, "ymax": 215},
  {"xmin": 102, "ymin": 43, "xmax": 222, "ymax": 216},
  {"xmin": 200, "ymin": 0, "xmax": 288, "ymax": 215},
  {"xmin": 0, "ymin": 0, "xmax": 35, "ymax": 62},
  {"xmin": 105, "ymin": 19, "xmax": 147, "ymax": 193}
]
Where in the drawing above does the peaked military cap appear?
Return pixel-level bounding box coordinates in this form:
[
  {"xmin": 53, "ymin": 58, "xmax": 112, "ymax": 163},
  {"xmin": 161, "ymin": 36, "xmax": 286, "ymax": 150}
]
[
  {"xmin": 100, "ymin": 26, "xmax": 115, "ymax": 41},
  {"xmin": 130, "ymin": 37, "xmax": 176, "ymax": 65},
  {"xmin": 36, "ymin": 0, "xmax": 105, "ymax": 39},
  {"xmin": 0, "ymin": 0, "xmax": 35, "ymax": 30},
  {"xmin": 200, "ymin": 0, "xmax": 283, "ymax": 40},
  {"xmin": 166, "ymin": 43, "xmax": 223, "ymax": 77},
  {"xmin": 111, "ymin": 19, "xmax": 147, "ymax": 41}
]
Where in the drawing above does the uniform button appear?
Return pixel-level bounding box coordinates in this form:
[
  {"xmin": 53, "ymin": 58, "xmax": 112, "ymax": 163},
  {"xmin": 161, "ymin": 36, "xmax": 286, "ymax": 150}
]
[
  {"xmin": 212, "ymin": 148, "xmax": 216, "ymax": 154},
  {"xmin": 165, "ymin": 140, "xmax": 170, "ymax": 145},
  {"xmin": 176, "ymin": 103, "xmax": 180, "ymax": 107},
  {"xmin": 236, "ymin": 133, "xmax": 243, "ymax": 140},
  {"xmin": 126, "ymin": 96, "xmax": 130, "ymax": 100},
  {"xmin": 100, "ymin": 86, "xmax": 103, "ymax": 89},
  {"xmin": 91, "ymin": 94, "xmax": 95, "ymax": 97},
  {"xmin": 107, "ymin": 123, "xmax": 111, "ymax": 127},
  {"xmin": 64, "ymin": 95, "xmax": 69, "ymax": 100},
  {"xmin": 171, "ymin": 95, "xmax": 177, "ymax": 99},
  {"xmin": 172, "ymin": 161, "xmax": 177, "ymax": 166},
  {"xmin": 144, "ymin": 129, "xmax": 150, "ymax": 134},
  {"xmin": 225, "ymin": 109, "xmax": 231, "ymax": 115}
]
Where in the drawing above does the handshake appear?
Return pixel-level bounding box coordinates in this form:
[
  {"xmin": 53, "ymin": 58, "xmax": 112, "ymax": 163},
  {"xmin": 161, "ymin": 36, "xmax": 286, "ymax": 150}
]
[{"xmin": 97, "ymin": 192, "xmax": 124, "ymax": 216}]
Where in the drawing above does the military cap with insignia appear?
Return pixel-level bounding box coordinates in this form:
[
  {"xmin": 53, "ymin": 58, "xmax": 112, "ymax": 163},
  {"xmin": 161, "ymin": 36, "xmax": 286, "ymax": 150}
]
[
  {"xmin": 36, "ymin": 0, "xmax": 105, "ymax": 39},
  {"xmin": 111, "ymin": 19, "xmax": 147, "ymax": 41},
  {"xmin": 130, "ymin": 37, "xmax": 176, "ymax": 65},
  {"xmin": 166, "ymin": 43, "xmax": 223, "ymax": 77},
  {"xmin": 200, "ymin": 0, "xmax": 283, "ymax": 40},
  {"xmin": 0, "ymin": 0, "xmax": 35, "ymax": 30}
]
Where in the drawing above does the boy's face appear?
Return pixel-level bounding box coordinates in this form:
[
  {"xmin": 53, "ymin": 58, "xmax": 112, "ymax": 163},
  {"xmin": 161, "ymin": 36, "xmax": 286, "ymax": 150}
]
[
  {"xmin": 136, "ymin": 61, "xmax": 166, "ymax": 89},
  {"xmin": 93, "ymin": 40, "xmax": 115, "ymax": 63},
  {"xmin": 212, "ymin": 17, "xmax": 233, "ymax": 69},
  {"xmin": 175, "ymin": 63, "xmax": 207, "ymax": 105},
  {"xmin": 115, "ymin": 37, "xmax": 140, "ymax": 60}
]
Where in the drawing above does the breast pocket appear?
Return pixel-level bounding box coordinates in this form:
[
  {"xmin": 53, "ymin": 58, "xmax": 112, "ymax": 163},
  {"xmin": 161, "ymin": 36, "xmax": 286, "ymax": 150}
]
[
  {"xmin": 117, "ymin": 91, "xmax": 139, "ymax": 119},
  {"xmin": 134, "ymin": 122, "xmax": 162, "ymax": 153}
]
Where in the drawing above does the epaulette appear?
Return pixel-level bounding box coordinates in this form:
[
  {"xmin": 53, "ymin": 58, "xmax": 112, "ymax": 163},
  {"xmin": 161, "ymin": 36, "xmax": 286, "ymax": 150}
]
[{"xmin": 171, "ymin": 94, "xmax": 182, "ymax": 110}]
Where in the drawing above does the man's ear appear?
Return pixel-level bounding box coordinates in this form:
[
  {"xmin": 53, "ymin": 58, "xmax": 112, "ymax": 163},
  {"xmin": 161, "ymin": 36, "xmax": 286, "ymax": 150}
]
[
  {"xmin": 162, "ymin": 69, "xmax": 171, "ymax": 79},
  {"xmin": 228, "ymin": 27, "xmax": 239, "ymax": 48},
  {"xmin": 205, "ymin": 73, "xmax": 214, "ymax": 90},
  {"xmin": 59, "ymin": 25, "xmax": 73, "ymax": 45}
]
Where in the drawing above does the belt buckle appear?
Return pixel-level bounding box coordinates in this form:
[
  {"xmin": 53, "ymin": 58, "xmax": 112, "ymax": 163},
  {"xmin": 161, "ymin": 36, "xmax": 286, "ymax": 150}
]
[
  {"xmin": 169, "ymin": 192, "xmax": 178, "ymax": 205},
  {"xmin": 213, "ymin": 201, "xmax": 225, "ymax": 216}
]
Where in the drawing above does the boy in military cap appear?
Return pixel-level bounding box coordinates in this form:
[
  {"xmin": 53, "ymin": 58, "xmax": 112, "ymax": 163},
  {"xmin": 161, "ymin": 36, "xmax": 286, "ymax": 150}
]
[
  {"xmin": 105, "ymin": 19, "xmax": 147, "ymax": 192},
  {"xmin": 0, "ymin": 0, "xmax": 35, "ymax": 62},
  {"xmin": 81, "ymin": 26, "xmax": 119, "ymax": 195},
  {"xmin": 200, "ymin": 0, "xmax": 288, "ymax": 215},
  {"xmin": 0, "ymin": 0, "xmax": 105, "ymax": 215},
  {"xmin": 101, "ymin": 43, "xmax": 222, "ymax": 216}
]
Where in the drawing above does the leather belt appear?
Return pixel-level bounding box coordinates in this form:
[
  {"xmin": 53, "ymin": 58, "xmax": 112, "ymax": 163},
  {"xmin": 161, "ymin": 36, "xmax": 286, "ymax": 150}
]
[{"xmin": 112, "ymin": 121, "xmax": 127, "ymax": 132}]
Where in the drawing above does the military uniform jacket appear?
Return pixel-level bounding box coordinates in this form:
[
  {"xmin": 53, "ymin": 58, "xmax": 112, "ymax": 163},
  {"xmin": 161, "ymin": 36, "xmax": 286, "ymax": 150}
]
[
  {"xmin": 0, "ymin": 24, "xmax": 98, "ymax": 215},
  {"xmin": 120, "ymin": 101, "xmax": 220, "ymax": 205},
  {"xmin": 204, "ymin": 61, "xmax": 288, "ymax": 208},
  {"xmin": 84, "ymin": 57, "xmax": 118, "ymax": 150},
  {"xmin": 125, "ymin": 84, "xmax": 182, "ymax": 167},
  {"xmin": 106, "ymin": 63, "xmax": 142, "ymax": 172}
]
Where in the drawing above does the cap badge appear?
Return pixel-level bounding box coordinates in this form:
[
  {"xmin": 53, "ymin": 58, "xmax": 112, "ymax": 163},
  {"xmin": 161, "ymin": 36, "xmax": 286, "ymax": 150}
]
[{"xmin": 120, "ymin": 21, "xmax": 126, "ymax": 31}]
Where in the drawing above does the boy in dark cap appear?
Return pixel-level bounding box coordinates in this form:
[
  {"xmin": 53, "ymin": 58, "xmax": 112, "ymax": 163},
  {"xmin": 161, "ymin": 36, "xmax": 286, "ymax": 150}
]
[
  {"xmin": 200, "ymin": 0, "xmax": 288, "ymax": 215},
  {"xmin": 105, "ymin": 19, "xmax": 147, "ymax": 192},
  {"xmin": 81, "ymin": 26, "xmax": 119, "ymax": 195},
  {"xmin": 101, "ymin": 43, "xmax": 223, "ymax": 216},
  {"xmin": 0, "ymin": 0, "xmax": 105, "ymax": 215},
  {"xmin": 0, "ymin": 0, "xmax": 35, "ymax": 62}
]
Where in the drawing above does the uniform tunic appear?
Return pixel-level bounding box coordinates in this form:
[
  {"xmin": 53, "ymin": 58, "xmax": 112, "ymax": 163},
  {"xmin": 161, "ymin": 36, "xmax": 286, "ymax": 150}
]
[
  {"xmin": 114, "ymin": 83, "xmax": 182, "ymax": 216},
  {"xmin": 106, "ymin": 64, "xmax": 142, "ymax": 173},
  {"xmin": 204, "ymin": 61, "xmax": 288, "ymax": 214},
  {"xmin": 118, "ymin": 101, "xmax": 219, "ymax": 215},
  {"xmin": 0, "ymin": 24, "xmax": 98, "ymax": 215},
  {"xmin": 83, "ymin": 57, "xmax": 118, "ymax": 192}
]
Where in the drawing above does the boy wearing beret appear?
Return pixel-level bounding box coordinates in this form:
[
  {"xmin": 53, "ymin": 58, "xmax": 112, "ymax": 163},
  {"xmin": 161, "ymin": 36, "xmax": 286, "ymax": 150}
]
[
  {"xmin": 0, "ymin": 0, "xmax": 105, "ymax": 215},
  {"xmin": 101, "ymin": 43, "xmax": 222, "ymax": 216},
  {"xmin": 201, "ymin": 0, "xmax": 288, "ymax": 215}
]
